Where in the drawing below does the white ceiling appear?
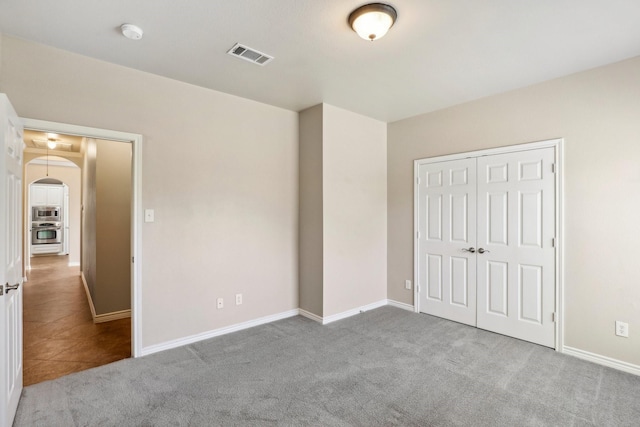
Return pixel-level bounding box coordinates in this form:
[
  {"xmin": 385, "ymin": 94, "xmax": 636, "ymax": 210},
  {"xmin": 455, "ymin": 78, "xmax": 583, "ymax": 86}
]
[{"xmin": 1, "ymin": 0, "xmax": 640, "ymax": 122}]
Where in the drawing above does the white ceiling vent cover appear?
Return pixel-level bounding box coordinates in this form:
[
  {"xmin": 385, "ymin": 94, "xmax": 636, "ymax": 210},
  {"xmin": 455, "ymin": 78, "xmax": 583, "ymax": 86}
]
[{"xmin": 227, "ymin": 43, "xmax": 274, "ymax": 66}]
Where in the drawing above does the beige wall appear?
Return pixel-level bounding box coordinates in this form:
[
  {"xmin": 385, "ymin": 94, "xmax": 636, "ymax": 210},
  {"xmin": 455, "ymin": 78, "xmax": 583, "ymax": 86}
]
[
  {"xmin": 322, "ymin": 104, "xmax": 387, "ymax": 317},
  {"xmin": 82, "ymin": 139, "xmax": 97, "ymax": 304},
  {"xmin": 298, "ymin": 104, "xmax": 387, "ymax": 319},
  {"xmin": 0, "ymin": 35, "xmax": 299, "ymax": 348},
  {"xmin": 7, "ymin": 31, "xmax": 637, "ymax": 369},
  {"xmin": 24, "ymin": 161, "xmax": 81, "ymax": 265},
  {"xmin": 298, "ymin": 104, "xmax": 324, "ymax": 316},
  {"xmin": 388, "ymin": 56, "xmax": 640, "ymax": 366},
  {"xmin": 94, "ymin": 139, "xmax": 132, "ymax": 314}
]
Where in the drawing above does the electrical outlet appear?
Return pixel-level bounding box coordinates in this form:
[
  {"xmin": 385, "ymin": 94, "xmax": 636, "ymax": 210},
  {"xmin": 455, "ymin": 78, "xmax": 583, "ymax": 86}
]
[
  {"xmin": 236, "ymin": 294, "xmax": 243, "ymax": 305},
  {"xmin": 615, "ymin": 321, "xmax": 629, "ymax": 337},
  {"xmin": 405, "ymin": 280, "xmax": 412, "ymax": 290},
  {"xmin": 217, "ymin": 298, "xmax": 224, "ymax": 309}
]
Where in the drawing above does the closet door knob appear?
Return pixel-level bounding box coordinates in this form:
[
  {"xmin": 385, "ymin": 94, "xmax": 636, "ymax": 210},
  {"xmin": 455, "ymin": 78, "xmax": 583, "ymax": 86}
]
[
  {"xmin": 462, "ymin": 247, "xmax": 476, "ymax": 253},
  {"xmin": 478, "ymin": 248, "xmax": 490, "ymax": 254},
  {"xmin": 5, "ymin": 282, "xmax": 20, "ymax": 293}
]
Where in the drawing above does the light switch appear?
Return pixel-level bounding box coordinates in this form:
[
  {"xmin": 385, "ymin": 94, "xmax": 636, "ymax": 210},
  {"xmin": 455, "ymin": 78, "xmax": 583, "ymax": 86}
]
[{"xmin": 144, "ymin": 209, "xmax": 155, "ymax": 223}]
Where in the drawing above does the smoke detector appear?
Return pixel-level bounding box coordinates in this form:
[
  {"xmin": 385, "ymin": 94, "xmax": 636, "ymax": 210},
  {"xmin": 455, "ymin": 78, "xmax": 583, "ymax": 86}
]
[{"xmin": 121, "ymin": 24, "xmax": 144, "ymax": 40}]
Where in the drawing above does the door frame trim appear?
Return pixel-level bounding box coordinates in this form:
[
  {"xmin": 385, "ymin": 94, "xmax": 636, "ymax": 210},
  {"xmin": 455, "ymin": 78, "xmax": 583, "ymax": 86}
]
[
  {"xmin": 21, "ymin": 118, "xmax": 143, "ymax": 358},
  {"xmin": 413, "ymin": 138, "xmax": 564, "ymax": 351}
]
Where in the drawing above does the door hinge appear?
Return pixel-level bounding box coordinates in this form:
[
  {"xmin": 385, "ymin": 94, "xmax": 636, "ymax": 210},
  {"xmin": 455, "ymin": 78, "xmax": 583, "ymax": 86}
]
[
  {"xmin": 0, "ymin": 285, "xmax": 3, "ymax": 296},
  {"xmin": 417, "ymin": 177, "xmax": 421, "ymax": 185},
  {"xmin": 551, "ymin": 237, "xmax": 555, "ymax": 247},
  {"xmin": 416, "ymin": 231, "xmax": 420, "ymax": 239},
  {"xmin": 551, "ymin": 163, "xmax": 555, "ymax": 173},
  {"xmin": 132, "ymin": 256, "xmax": 134, "ymax": 263},
  {"xmin": 551, "ymin": 312, "xmax": 556, "ymax": 322}
]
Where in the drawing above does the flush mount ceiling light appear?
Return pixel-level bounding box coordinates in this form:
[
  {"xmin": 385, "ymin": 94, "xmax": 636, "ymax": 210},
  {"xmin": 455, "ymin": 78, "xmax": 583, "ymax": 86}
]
[
  {"xmin": 121, "ymin": 23, "xmax": 144, "ymax": 40},
  {"xmin": 43, "ymin": 133, "xmax": 58, "ymax": 149},
  {"xmin": 348, "ymin": 3, "xmax": 397, "ymax": 41},
  {"xmin": 32, "ymin": 136, "xmax": 73, "ymax": 151}
]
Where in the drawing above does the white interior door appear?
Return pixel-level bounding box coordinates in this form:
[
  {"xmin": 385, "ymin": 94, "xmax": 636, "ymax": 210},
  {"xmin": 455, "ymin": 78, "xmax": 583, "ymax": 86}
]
[
  {"xmin": 0, "ymin": 95, "xmax": 23, "ymax": 427},
  {"xmin": 416, "ymin": 145, "xmax": 556, "ymax": 348},
  {"xmin": 476, "ymin": 148, "xmax": 556, "ymax": 347},
  {"xmin": 418, "ymin": 158, "xmax": 477, "ymax": 326}
]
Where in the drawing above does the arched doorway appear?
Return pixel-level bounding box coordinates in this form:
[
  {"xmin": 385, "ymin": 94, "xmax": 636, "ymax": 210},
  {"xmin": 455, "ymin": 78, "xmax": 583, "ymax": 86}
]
[{"xmin": 26, "ymin": 158, "xmax": 80, "ymax": 269}]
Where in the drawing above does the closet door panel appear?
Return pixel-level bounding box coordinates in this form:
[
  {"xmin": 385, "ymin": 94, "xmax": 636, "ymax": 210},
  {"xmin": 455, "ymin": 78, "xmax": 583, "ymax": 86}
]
[
  {"xmin": 417, "ymin": 159, "xmax": 477, "ymax": 326},
  {"xmin": 476, "ymin": 148, "xmax": 555, "ymax": 347}
]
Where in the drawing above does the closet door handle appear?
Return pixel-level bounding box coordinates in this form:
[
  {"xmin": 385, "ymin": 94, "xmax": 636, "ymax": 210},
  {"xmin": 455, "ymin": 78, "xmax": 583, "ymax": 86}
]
[
  {"xmin": 462, "ymin": 247, "xmax": 476, "ymax": 253},
  {"xmin": 6, "ymin": 283, "xmax": 20, "ymax": 292},
  {"xmin": 478, "ymin": 248, "xmax": 490, "ymax": 254}
]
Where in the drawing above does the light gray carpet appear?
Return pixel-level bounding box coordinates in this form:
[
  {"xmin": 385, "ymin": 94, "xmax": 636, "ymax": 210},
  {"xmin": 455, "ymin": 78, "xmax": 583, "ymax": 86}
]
[{"xmin": 14, "ymin": 306, "xmax": 640, "ymax": 426}]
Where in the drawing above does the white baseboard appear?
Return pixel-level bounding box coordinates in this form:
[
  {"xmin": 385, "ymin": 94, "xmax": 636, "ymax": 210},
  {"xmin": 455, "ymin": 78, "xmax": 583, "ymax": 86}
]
[
  {"xmin": 299, "ymin": 309, "xmax": 323, "ymax": 323},
  {"xmin": 68, "ymin": 261, "xmax": 80, "ymax": 267},
  {"xmin": 81, "ymin": 272, "xmax": 131, "ymax": 324},
  {"xmin": 306, "ymin": 300, "xmax": 385, "ymax": 325},
  {"xmin": 94, "ymin": 309, "xmax": 131, "ymax": 323},
  {"xmin": 123, "ymin": 295, "xmax": 640, "ymax": 379},
  {"xmin": 300, "ymin": 300, "xmax": 413, "ymax": 325},
  {"xmin": 80, "ymin": 272, "xmax": 97, "ymax": 320},
  {"xmin": 142, "ymin": 300, "xmax": 394, "ymax": 357},
  {"xmin": 141, "ymin": 309, "xmax": 300, "ymax": 357},
  {"xmin": 387, "ymin": 299, "xmax": 414, "ymax": 312},
  {"xmin": 562, "ymin": 346, "xmax": 640, "ymax": 377},
  {"xmin": 322, "ymin": 300, "xmax": 388, "ymax": 325}
]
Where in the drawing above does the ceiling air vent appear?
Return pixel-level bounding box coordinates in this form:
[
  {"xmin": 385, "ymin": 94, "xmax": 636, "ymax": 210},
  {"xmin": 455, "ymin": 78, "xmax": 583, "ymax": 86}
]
[{"xmin": 227, "ymin": 43, "xmax": 274, "ymax": 66}]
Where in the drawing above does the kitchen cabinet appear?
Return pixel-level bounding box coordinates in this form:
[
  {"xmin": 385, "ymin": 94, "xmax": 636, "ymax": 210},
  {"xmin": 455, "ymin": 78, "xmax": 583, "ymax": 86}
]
[
  {"xmin": 30, "ymin": 184, "xmax": 63, "ymax": 206},
  {"xmin": 31, "ymin": 185, "xmax": 47, "ymax": 205},
  {"xmin": 31, "ymin": 243, "xmax": 62, "ymax": 255}
]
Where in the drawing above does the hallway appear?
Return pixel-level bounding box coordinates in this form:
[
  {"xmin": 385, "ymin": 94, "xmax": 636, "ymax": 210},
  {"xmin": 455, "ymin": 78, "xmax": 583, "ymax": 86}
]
[{"xmin": 23, "ymin": 255, "xmax": 131, "ymax": 386}]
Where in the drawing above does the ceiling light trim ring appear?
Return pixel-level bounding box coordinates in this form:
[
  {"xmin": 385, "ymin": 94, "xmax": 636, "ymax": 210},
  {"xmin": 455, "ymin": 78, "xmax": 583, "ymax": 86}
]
[{"xmin": 348, "ymin": 3, "xmax": 397, "ymax": 41}]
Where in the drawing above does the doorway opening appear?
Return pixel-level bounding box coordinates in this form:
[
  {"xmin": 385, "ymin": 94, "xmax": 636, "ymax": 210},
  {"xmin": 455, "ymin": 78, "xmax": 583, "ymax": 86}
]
[{"xmin": 21, "ymin": 118, "xmax": 142, "ymax": 385}]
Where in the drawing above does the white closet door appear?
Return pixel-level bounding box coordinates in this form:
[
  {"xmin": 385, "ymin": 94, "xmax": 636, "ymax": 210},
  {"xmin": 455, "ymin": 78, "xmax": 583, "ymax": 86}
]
[
  {"xmin": 476, "ymin": 148, "xmax": 556, "ymax": 347},
  {"xmin": 418, "ymin": 159, "xmax": 477, "ymax": 326}
]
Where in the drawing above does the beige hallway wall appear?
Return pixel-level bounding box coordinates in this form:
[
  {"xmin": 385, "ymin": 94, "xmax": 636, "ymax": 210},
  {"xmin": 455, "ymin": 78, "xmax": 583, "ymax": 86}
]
[
  {"xmin": 95, "ymin": 139, "xmax": 132, "ymax": 315},
  {"xmin": 82, "ymin": 138, "xmax": 97, "ymax": 308},
  {"xmin": 0, "ymin": 35, "xmax": 299, "ymax": 349},
  {"xmin": 388, "ymin": 56, "xmax": 640, "ymax": 366}
]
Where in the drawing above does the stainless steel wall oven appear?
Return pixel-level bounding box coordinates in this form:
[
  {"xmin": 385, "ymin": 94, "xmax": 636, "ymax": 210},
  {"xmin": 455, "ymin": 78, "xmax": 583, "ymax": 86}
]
[{"xmin": 31, "ymin": 222, "xmax": 62, "ymax": 245}]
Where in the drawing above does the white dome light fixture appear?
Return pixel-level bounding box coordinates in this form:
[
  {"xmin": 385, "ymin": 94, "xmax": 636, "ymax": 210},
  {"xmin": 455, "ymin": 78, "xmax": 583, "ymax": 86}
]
[
  {"xmin": 348, "ymin": 3, "xmax": 397, "ymax": 41},
  {"xmin": 121, "ymin": 23, "xmax": 144, "ymax": 41}
]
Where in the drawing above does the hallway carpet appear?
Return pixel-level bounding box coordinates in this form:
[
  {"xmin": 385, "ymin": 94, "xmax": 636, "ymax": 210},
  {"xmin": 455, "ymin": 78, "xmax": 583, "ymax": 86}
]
[
  {"xmin": 23, "ymin": 255, "xmax": 130, "ymax": 386},
  {"xmin": 14, "ymin": 306, "xmax": 640, "ymax": 426}
]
